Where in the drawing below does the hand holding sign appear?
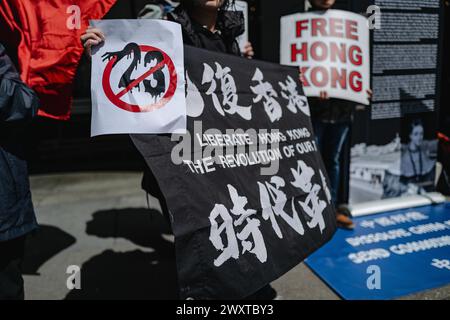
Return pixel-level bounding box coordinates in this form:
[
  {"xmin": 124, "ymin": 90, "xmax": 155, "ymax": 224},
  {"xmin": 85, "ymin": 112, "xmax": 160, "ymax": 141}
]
[
  {"xmin": 90, "ymin": 19, "xmax": 186, "ymax": 136},
  {"xmin": 81, "ymin": 26, "xmax": 105, "ymax": 56}
]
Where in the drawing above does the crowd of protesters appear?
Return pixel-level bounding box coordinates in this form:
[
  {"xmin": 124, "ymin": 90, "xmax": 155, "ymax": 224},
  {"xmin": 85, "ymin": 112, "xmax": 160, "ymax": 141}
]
[{"xmin": 1, "ymin": 0, "xmax": 446, "ymax": 300}]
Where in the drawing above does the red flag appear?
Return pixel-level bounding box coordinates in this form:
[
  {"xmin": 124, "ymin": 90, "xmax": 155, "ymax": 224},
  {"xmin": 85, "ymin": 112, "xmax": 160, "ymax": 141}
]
[{"xmin": 0, "ymin": 0, "xmax": 117, "ymax": 120}]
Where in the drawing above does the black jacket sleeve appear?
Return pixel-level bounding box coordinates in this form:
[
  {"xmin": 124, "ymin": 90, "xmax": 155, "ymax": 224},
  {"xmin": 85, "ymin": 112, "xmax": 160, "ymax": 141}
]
[{"xmin": 0, "ymin": 44, "xmax": 39, "ymax": 122}]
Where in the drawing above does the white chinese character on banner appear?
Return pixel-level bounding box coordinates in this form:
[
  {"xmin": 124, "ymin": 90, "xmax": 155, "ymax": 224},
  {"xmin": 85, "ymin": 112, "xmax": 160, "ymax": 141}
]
[
  {"xmin": 258, "ymin": 176, "xmax": 304, "ymax": 239},
  {"xmin": 389, "ymin": 214, "xmax": 411, "ymax": 224},
  {"xmin": 185, "ymin": 70, "xmax": 205, "ymax": 117},
  {"xmin": 405, "ymin": 211, "xmax": 428, "ymax": 221},
  {"xmin": 360, "ymin": 220, "xmax": 376, "ymax": 229},
  {"xmin": 374, "ymin": 217, "xmax": 396, "ymax": 227},
  {"xmin": 202, "ymin": 62, "xmax": 252, "ymax": 120},
  {"xmin": 279, "ymin": 76, "xmax": 310, "ymax": 116},
  {"xmin": 209, "ymin": 184, "xmax": 267, "ymax": 267},
  {"xmin": 209, "ymin": 203, "xmax": 239, "ymax": 267},
  {"xmin": 251, "ymin": 68, "xmax": 282, "ymax": 122},
  {"xmin": 290, "ymin": 160, "xmax": 327, "ymax": 233}
]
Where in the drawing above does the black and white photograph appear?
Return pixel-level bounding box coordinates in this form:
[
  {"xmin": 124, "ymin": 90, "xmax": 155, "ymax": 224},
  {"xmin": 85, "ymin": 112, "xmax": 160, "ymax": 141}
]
[{"xmin": 0, "ymin": 0, "xmax": 450, "ymax": 309}]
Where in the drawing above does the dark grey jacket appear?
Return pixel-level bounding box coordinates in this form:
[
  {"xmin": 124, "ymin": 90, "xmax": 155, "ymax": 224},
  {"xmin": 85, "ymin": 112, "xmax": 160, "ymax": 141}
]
[{"xmin": 0, "ymin": 43, "xmax": 39, "ymax": 241}]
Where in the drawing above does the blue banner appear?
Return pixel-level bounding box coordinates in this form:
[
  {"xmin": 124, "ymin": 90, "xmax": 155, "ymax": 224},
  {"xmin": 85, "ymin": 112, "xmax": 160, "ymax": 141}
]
[{"xmin": 306, "ymin": 202, "xmax": 450, "ymax": 300}]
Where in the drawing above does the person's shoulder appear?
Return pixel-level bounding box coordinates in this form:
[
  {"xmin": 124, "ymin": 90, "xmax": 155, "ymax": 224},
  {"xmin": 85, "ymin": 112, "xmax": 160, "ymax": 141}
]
[{"xmin": 219, "ymin": 10, "xmax": 245, "ymax": 38}]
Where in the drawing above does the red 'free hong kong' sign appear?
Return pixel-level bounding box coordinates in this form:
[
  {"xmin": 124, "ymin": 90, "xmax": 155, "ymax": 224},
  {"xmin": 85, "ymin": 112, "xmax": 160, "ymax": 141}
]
[{"xmin": 281, "ymin": 9, "xmax": 370, "ymax": 105}]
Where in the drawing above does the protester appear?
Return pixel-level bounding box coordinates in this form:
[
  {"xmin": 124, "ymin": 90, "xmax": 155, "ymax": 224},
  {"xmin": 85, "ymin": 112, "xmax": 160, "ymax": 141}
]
[
  {"xmin": 0, "ymin": 43, "xmax": 39, "ymax": 300},
  {"xmin": 301, "ymin": 0, "xmax": 372, "ymax": 230},
  {"xmin": 82, "ymin": 0, "xmax": 254, "ymax": 58},
  {"xmin": 81, "ymin": 0, "xmax": 277, "ymax": 300},
  {"xmin": 83, "ymin": 0, "xmax": 254, "ymax": 221}
]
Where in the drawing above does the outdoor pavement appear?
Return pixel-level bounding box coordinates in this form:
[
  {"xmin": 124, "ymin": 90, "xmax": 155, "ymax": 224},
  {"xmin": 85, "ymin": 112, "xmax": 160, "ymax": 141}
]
[{"xmin": 23, "ymin": 172, "xmax": 450, "ymax": 300}]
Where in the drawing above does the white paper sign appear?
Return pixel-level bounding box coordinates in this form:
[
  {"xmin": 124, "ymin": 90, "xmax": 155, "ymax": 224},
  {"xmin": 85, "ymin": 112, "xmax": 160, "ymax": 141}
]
[
  {"xmin": 280, "ymin": 10, "xmax": 370, "ymax": 105},
  {"xmin": 90, "ymin": 19, "xmax": 186, "ymax": 136}
]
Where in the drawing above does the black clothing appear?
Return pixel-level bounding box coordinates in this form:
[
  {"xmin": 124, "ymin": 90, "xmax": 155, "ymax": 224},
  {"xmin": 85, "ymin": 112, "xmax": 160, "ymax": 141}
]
[{"xmin": 309, "ymin": 97, "xmax": 354, "ymax": 124}]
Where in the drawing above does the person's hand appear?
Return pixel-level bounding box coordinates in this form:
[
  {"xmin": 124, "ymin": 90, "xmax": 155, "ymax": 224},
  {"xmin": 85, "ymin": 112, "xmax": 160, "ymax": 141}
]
[
  {"xmin": 298, "ymin": 69, "xmax": 307, "ymax": 86},
  {"xmin": 319, "ymin": 91, "xmax": 329, "ymax": 101},
  {"xmin": 242, "ymin": 42, "xmax": 254, "ymax": 59},
  {"xmin": 366, "ymin": 88, "xmax": 373, "ymax": 101},
  {"xmin": 80, "ymin": 26, "xmax": 105, "ymax": 56}
]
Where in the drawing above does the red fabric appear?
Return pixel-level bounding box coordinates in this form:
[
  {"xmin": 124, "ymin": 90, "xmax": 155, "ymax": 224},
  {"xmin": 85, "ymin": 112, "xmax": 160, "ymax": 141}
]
[{"xmin": 0, "ymin": 0, "xmax": 116, "ymax": 120}]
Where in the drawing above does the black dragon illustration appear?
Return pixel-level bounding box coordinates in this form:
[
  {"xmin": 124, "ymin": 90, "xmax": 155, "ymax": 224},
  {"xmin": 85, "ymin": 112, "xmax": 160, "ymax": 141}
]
[{"xmin": 102, "ymin": 42, "xmax": 166, "ymax": 98}]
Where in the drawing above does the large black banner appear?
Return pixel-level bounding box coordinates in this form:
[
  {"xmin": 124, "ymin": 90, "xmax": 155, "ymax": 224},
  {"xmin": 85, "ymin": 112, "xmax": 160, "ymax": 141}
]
[{"xmin": 131, "ymin": 46, "xmax": 336, "ymax": 299}]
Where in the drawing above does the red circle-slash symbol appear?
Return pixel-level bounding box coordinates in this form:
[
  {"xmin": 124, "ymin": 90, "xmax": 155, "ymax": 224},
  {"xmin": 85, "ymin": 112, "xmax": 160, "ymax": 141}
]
[{"xmin": 102, "ymin": 45, "xmax": 177, "ymax": 113}]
